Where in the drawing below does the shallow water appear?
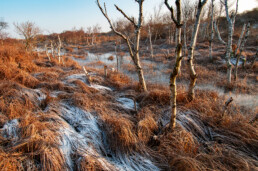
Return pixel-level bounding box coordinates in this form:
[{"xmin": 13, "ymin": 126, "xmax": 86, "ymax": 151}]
[
  {"xmin": 71, "ymin": 50, "xmax": 257, "ymax": 111},
  {"xmin": 72, "ymin": 51, "xmax": 170, "ymax": 84}
]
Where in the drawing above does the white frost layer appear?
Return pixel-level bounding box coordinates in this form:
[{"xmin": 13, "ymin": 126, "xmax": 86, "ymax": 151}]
[
  {"xmin": 55, "ymin": 103, "xmax": 159, "ymax": 171},
  {"xmin": 117, "ymin": 97, "xmax": 137, "ymax": 110},
  {"xmin": 66, "ymin": 73, "xmax": 86, "ymax": 81},
  {"xmin": 0, "ymin": 119, "xmax": 19, "ymax": 140},
  {"xmin": 90, "ymin": 84, "xmax": 112, "ymax": 92},
  {"xmin": 22, "ymin": 88, "xmax": 46, "ymax": 105},
  {"xmin": 65, "ymin": 74, "xmax": 113, "ymax": 92},
  {"xmin": 65, "ymin": 73, "xmax": 89, "ymax": 85}
]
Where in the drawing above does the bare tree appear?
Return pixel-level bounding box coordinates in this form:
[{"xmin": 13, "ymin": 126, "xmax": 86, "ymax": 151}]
[
  {"xmin": 86, "ymin": 26, "xmax": 92, "ymax": 45},
  {"xmin": 92, "ymin": 24, "xmax": 101, "ymax": 45},
  {"xmin": 165, "ymin": 0, "xmax": 183, "ymax": 130},
  {"xmin": 224, "ymin": 0, "xmax": 239, "ymax": 83},
  {"xmin": 97, "ymin": 0, "xmax": 147, "ymax": 92},
  {"xmin": 213, "ymin": 1, "xmax": 226, "ymax": 45},
  {"xmin": 187, "ymin": 0, "xmax": 208, "ymax": 101},
  {"xmin": 45, "ymin": 44, "xmax": 51, "ymax": 61},
  {"xmin": 214, "ymin": 20, "xmax": 226, "ymax": 45},
  {"xmin": 14, "ymin": 21, "xmax": 41, "ymax": 51},
  {"xmin": 148, "ymin": 24, "xmax": 154, "ymax": 58},
  {"xmin": 234, "ymin": 23, "xmax": 250, "ymax": 80},
  {"xmin": 165, "ymin": 0, "xmax": 183, "ymax": 47},
  {"xmin": 0, "ymin": 21, "xmax": 8, "ymax": 32},
  {"xmin": 58, "ymin": 35, "xmax": 63, "ymax": 64},
  {"xmin": 0, "ymin": 21, "xmax": 8, "ymax": 43},
  {"xmin": 209, "ymin": 0, "xmax": 215, "ymax": 60},
  {"xmin": 182, "ymin": 0, "xmax": 194, "ymax": 56}
]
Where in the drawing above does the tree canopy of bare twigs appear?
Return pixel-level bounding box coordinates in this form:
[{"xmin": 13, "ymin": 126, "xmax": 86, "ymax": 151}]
[
  {"xmin": 14, "ymin": 21, "xmax": 41, "ymax": 51},
  {"xmin": 0, "ymin": 21, "xmax": 8, "ymax": 32}
]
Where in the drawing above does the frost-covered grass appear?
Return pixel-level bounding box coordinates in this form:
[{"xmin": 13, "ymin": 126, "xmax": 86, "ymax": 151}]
[{"xmin": 0, "ymin": 41, "xmax": 257, "ymax": 171}]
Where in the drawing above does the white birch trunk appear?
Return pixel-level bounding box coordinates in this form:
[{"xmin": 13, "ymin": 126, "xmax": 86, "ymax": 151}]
[
  {"xmin": 50, "ymin": 41, "xmax": 55, "ymax": 58},
  {"xmin": 235, "ymin": 23, "xmax": 246, "ymax": 56},
  {"xmin": 169, "ymin": 44, "xmax": 183, "ymax": 129},
  {"xmin": 148, "ymin": 25, "xmax": 154, "ymax": 58},
  {"xmin": 234, "ymin": 23, "xmax": 250, "ymax": 80},
  {"xmin": 209, "ymin": 0, "xmax": 214, "ymax": 60},
  {"xmin": 224, "ymin": 0, "xmax": 238, "ymax": 83},
  {"xmin": 214, "ymin": 20, "xmax": 226, "ymax": 45},
  {"xmin": 58, "ymin": 35, "xmax": 63, "ymax": 64},
  {"xmin": 188, "ymin": 0, "xmax": 208, "ymax": 100},
  {"xmin": 45, "ymin": 44, "xmax": 51, "ymax": 61},
  {"xmin": 183, "ymin": 21, "xmax": 187, "ymax": 56}
]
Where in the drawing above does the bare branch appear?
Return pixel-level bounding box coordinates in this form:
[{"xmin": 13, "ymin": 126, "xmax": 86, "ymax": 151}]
[
  {"xmin": 96, "ymin": 0, "xmax": 135, "ymax": 58},
  {"xmin": 114, "ymin": 5, "xmax": 137, "ymax": 27},
  {"xmin": 165, "ymin": 0, "xmax": 180, "ymax": 26}
]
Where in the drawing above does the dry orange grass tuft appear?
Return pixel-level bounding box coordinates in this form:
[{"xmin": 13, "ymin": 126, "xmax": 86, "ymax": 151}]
[
  {"xmin": 0, "ymin": 81, "xmax": 36, "ymax": 119},
  {"xmin": 101, "ymin": 113, "xmax": 138, "ymax": 153},
  {"xmin": 108, "ymin": 55, "xmax": 114, "ymax": 61},
  {"xmin": 137, "ymin": 112, "xmax": 158, "ymax": 143},
  {"xmin": 139, "ymin": 89, "xmax": 170, "ymax": 107},
  {"xmin": 106, "ymin": 72, "xmax": 132, "ymax": 89}
]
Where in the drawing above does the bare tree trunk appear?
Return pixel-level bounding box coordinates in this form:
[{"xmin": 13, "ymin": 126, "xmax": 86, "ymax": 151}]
[
  {"xmin": 135, "ymin": 19, "xmax": 147, "ymax": 91},
  {"xmin": 234, "ymin": 23, "xmax": 250, "ymax": 80},
  {"xmin": 115, "ymin": 43, "xmax": 118, "ymax": 72},
  {"xmin": 214, "ymin": 20, "xmax": 226, "ymax": 45},
  {"xmin": 148, "ymin": 25, "xmax": 154, "ymax": 58},
  {"xmin": 183, "ymin": 21, "xmax": 187, "ymax": 56},
  {"xmin": 45, "ymin": 44, "xmax": 51, "ymax": 61},
  {"xmin": 235, "ymin": 23, "xmax": 246, "ymax": 56},
  {"xmin": 225, "ymin": 22, "xmax": 233, "ymax": 83},
  {"xmin": 209, "ymin": 0, "xmax": 214, "ymax": 60},
  {"xmin": 50, "ymin": 41, "xmax": 55, "ymax": 58},
  {"xmin": 169, "ymin": 44, "xmax": 183, "ymax": 129},
  {"xmin": 188, "ymin": 0, "xmax": 208, "ymax": 101},
  {"xmin": 58, "ymin": 35, "xmax": 63, "ymax": 64},
  {"xmin": 135, "ymin": 54, "xmax": 147, "ymax": 91},
  {"xmin": 225, "ymin": 0, "xmax": 238, "ymax": 83},
  {"xmin": 165, "ymin": 0, "xmax": 183, "ymax": 129}
]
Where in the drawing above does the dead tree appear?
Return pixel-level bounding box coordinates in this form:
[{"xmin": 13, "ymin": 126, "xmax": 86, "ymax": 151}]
[
  {"xmin": 97, "ymin": 0, "xmax": 147, "ymax": 92},
  {"xmin": 209, "ymin": 0, "xmax": 215, "ymax": 60},
  {"xmin": 224, "ymin": 0, "xmax": 239, "ymax": 83},
  {"xmin": 164, "ymin": 0, "xmax": 183, "ymax": 130},
  {"xmin": 234, "ymin": 23, "xmax": 250, "ymax": 80},
  {"xmin": 187, "ymin": 0, "xmax": 208, "ymax": 101}
]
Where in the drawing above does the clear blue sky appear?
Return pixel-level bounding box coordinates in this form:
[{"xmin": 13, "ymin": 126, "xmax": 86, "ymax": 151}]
[{"xmin": 0, "ymin": 0, "xmax": 257, "ymax": 38}]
